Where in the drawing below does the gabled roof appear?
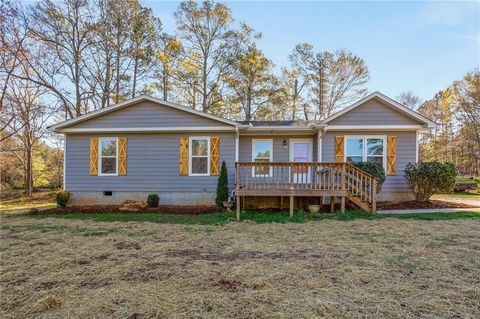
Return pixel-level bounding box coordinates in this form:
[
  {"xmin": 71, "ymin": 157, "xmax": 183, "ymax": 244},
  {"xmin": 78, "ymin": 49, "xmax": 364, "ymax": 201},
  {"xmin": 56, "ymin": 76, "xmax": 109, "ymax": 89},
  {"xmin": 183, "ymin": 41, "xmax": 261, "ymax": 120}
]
[
  {"xmin": 323, "ymin": 91, "xmax": 437, "ymax": 128},
  {"xmin": 48, "ymin": 95, "xmax": 244, "ymax": 132}
]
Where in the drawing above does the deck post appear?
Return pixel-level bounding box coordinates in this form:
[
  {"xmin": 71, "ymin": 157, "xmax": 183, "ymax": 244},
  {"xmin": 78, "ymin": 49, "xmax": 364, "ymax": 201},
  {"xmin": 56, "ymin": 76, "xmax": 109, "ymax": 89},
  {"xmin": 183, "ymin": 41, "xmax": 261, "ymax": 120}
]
[
  {"xmin": 371, "ymin": 179, "xmax": 377, "ymax": 213},
  {"xmin": 289, "ymin": 196, "xmax": 294, "ymax": 217},
  {"xmin": 330, "ymin": 196, "xmax": 335, "ymax": 213},
  {"xmin": 340, "ymin": 196, "xmax": 345, "ymax": 213},
  {"xmin": 236, "ymin": 196, "xmax": 240, "ymax": 221}
]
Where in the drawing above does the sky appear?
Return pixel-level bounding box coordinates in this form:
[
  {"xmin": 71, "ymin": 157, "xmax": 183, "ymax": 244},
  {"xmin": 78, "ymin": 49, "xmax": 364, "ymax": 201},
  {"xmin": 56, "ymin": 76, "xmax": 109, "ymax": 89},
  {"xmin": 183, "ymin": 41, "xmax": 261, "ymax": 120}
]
[{"xmin": 144, "ymin": 0, "xmax": 480, "ymax": 102}]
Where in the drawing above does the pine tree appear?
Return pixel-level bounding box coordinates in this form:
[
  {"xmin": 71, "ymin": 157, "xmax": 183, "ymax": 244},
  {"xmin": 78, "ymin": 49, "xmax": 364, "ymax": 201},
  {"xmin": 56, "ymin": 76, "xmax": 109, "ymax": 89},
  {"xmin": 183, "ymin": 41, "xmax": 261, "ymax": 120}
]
[{"xmin": 215, "ymin": 161, "xmax": 229, "ymax": 206}]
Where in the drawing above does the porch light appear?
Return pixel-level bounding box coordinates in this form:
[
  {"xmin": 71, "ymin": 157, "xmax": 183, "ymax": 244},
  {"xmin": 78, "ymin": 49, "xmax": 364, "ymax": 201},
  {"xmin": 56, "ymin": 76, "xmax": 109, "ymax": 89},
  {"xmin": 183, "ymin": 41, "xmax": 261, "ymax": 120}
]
[{"xmin": 283, "ymin": 139, "xmax": 288, "ymax": 147}]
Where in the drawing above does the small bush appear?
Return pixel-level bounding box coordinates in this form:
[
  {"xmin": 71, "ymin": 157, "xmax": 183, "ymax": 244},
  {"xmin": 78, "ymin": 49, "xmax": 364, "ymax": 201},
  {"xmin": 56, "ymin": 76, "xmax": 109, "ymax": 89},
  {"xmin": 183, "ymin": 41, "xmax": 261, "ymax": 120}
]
[
  {"xmin": 56, "ymin": 191, "xmax": 72, "ymax": 208},
  {"xmin": 404, "ymin": 161, "xmax": 456, "ymax": 202},
  {"xmin": 147, "ymin": 194, "xmax": 159, "ymax": 208},
  {"xmin": 215, "ymin": 161, "xmax": 229, "ymax": 207},
  {"xmin": 352, "ymin": 162, "xmax": 386, "ymax": 193}
]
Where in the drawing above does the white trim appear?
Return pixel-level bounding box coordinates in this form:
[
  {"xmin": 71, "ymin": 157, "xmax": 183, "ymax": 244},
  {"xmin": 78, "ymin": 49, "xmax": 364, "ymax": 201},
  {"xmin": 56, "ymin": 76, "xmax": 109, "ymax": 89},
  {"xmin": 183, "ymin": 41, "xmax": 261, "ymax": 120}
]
[
  {"xmin": 98, "ymin": 137, "xmax": 119, "ymax": 176},
  {"xmin": 251, "ymin": 139, "xmax": 273, "ymax": 177},
  {"xmin": 324, "ymin": 91, "xmax": 436, "ymax": 128},
  {"xmin": 344, "ymin": 135, "xmax": 387, "ymax": 169},
  {"xmin": 57, "ymin": 126, "xmax": 236, "ymax": 133},
  {"xmin": 242, "ymin": 126, "xmax": 315, "ymax": 131},
  {"xmin": 235, "ymin": 128, "xmax": 239, "ymax": 162},
  {"xmin": 415, "ymin": 131, "xmax": 419, "ymax": 163},
  {"xmin": 325, "ymin": 125, "xmax": 425, "ymax": 131},
  {"xmin": 48, "ymin": 95, "xmax": 243, "ymax": 131},
  {"xmin": 188, "ymin": 136, "xmax": 210, "ymax": 176},
  {"xmin": 63, "ymin": 134, "xmax": 66, "ymax": 190},
  {"xmin": 317, "ymin": 130, "xmax": 323, "ymax": 162}
]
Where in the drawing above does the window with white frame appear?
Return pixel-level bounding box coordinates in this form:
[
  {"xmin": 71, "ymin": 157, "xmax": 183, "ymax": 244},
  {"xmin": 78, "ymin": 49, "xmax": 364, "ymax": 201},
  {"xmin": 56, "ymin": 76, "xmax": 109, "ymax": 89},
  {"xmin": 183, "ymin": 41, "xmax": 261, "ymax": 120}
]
[
  {"xmin": 252, "ymin": 139, "xmax": 273, "ymax": 176},
  {"xmin": 99, "ymin": 137, "xmax": 118, "ymax": 175},
  {"xmin": 345, "ymin": 137, "xmax": 385, "ymax": 167},
  {"xmin": 190, "ymin": 137, "xmax": 210, "ymax": 175}
]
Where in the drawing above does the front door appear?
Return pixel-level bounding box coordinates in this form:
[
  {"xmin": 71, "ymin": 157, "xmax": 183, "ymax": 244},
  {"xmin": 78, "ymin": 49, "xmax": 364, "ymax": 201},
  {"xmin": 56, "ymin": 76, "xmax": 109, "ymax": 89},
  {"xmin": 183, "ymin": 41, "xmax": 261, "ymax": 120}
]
[{"xmin": 290, "ymin": 139, "xmax": 313, "ymax": 183}]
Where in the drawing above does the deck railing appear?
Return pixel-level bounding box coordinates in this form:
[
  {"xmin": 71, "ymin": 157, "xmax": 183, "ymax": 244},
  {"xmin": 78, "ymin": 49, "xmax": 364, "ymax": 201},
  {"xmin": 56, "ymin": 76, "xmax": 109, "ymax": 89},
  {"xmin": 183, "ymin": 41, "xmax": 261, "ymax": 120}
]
[{"xmin": 235, "ymin": 162, "xmax": 377, "ymax": 211}]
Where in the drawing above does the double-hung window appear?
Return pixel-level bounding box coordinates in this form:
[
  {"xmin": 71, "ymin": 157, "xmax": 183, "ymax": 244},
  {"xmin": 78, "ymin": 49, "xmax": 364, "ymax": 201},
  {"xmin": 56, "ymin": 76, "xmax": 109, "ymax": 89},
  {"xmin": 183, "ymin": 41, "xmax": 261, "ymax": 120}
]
[
  {"xmin": 99, "ymin": 137, "xmax": 118, "ymax": 175},
  {"xmin": 189, "ymin": 137, "xmax": 210, "ymax": 176},
  {"xmin": 345, "ymin": 136, "xmax": 385, "ymax": 167},
  {"xmin": 252, "ymin": 139, "xmax": 273, "ymax": 177}
]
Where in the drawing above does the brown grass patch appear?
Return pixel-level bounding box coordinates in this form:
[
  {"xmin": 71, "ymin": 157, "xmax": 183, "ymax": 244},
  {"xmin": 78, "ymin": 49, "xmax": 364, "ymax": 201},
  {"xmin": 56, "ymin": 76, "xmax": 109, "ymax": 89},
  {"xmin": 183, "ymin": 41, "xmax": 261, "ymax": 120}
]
[{"xmin": 1, "ymin": 217, "xmax": 479, "ymax": 318}]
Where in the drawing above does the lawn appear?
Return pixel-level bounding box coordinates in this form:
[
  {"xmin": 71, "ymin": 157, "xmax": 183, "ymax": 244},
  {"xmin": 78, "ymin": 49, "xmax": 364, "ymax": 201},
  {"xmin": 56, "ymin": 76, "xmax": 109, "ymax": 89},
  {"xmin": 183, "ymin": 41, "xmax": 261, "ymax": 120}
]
[
  {"xmin": 0, "ymin": 189, "xmax": 56, "ymax": 211},
  {"xmin": 1, "ymin": 213, "xmax": 479, "ymax": 318}
]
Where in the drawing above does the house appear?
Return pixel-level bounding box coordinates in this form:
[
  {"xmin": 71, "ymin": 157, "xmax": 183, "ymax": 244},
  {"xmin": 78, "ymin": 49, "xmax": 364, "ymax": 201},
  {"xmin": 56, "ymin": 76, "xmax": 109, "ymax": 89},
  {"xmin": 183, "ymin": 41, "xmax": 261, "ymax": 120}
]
[{"xmin": 49, "ymin": 91, "xmax": 436, "ymax": 215}]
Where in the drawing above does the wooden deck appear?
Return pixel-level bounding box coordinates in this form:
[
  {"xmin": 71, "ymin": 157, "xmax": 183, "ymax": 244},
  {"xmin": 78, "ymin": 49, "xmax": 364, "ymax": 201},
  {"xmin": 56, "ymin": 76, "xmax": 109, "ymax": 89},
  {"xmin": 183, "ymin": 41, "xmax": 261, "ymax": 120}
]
[{"xmin": 235, "ymin": 162, "xmax": 377, "ymax": 220}]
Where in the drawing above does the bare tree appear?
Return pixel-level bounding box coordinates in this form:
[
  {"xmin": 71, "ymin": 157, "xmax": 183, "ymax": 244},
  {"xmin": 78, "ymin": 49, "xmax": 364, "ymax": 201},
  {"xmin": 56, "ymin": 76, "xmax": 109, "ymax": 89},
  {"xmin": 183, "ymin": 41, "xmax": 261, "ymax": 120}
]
[
  {"xmin": 290, "ymin": 44, "xmax": 369, "ymax": 120},
  {"xmin": 396, "ymin": 90, "xmax": 422, "ymax": 110}
]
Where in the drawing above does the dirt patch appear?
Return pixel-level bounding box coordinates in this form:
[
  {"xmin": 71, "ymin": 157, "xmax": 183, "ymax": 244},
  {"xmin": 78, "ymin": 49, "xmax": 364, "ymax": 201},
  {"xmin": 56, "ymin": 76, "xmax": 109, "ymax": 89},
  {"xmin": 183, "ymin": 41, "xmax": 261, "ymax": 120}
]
[
  {"xmin": 41, "ymin": 205, "xmax": 225, "ymax": 215},
  {"xmin": 212, "ymin": 278, "xmax": 242, "ymax": 292},
  {"xmin": 378, "ymin": 199, "xmax": 479, "ymax": 210},
  {"xmin": 114, "ymin": 242, "xmax": 141, "ymax": 250}
]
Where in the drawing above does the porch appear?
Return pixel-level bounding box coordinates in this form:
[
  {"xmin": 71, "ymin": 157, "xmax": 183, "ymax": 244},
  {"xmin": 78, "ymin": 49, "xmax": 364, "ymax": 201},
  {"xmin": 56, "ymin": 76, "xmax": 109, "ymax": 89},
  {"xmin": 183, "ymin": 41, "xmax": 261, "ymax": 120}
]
[{"xmin": 234, "ymin": 162, "xmax": 377, "ymax": 220}]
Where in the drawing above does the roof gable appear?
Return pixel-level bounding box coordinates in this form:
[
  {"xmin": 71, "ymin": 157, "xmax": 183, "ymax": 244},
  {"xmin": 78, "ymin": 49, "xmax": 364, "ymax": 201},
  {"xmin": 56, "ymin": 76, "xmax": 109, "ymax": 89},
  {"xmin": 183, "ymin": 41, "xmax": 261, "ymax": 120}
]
[
  {"xmin": 324, "ymin": 92, "xmax": 436, "ymax": 128},
  {"xmin": 49, "ymin": 95, "xmax": 242, "ymax": 132}
]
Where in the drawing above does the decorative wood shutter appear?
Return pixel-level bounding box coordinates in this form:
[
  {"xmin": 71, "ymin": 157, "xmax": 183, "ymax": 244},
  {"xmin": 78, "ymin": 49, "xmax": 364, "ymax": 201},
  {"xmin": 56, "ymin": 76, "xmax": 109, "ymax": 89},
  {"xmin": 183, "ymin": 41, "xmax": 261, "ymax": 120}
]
[
  {"xmin": 179, "ymin": 137, "xmax": 189, "ymax": 176},
  {"xmin": 118, "ymin": 138, "xmax": 127, "ymax": 176},
  {"xmin": 387, "ymin": 136, "xmax": 397, "ymax": 175},
  {"xmin": 335, "ymin": 136, "xmax": 345, "ymax": 162},
  {"xmin": 210, "ymin": 137, "xmax": 220, "ymax": 175},
  {"xmin": 89, "ymin": 138, "xmax": 99, "ymax": 176}
]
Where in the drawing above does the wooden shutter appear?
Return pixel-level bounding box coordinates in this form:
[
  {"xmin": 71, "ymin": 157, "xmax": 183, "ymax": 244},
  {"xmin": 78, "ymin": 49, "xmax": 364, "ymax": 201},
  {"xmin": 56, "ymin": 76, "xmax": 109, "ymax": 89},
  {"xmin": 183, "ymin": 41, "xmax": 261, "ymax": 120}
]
[
  {"xmin": 335, "ymin": 136, "xmax": 345, "ymax": 162},
  {"xmin": 89, "ymin": 138, "xmax": 99, "ymax": 176},
  {"xmin": 210, "ymin": 137, "xmax": 220, "ymax": 175},
  {"xmin": 387, "ymin": 136, "xmax": 397, "ymax": 175},
  {"xmin": 179, "ymin": 137, "xmax": 189, "ymax": 176},
  {"xmin": 118, "ymin": 138, "xmax": 127, "ymax": 176}
]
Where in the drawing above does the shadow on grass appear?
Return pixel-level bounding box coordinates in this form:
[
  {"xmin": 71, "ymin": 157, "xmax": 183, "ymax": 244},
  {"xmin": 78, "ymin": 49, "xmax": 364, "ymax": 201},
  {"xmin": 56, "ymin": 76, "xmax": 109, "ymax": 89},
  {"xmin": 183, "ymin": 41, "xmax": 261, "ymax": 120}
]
[{"xmin": 18, "ymin": 209, "xmax": 480, "ymax": 225}]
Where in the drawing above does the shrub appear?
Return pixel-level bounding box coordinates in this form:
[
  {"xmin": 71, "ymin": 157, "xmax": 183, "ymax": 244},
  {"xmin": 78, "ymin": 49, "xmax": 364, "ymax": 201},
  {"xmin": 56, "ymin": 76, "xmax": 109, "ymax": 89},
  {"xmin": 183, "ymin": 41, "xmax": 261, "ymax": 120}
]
[
  {"xmin": 147, "ymin": 194, "xmax": 159, "ymax": 208},
  {"xmin": 404, "ymin": 161, "xmax": 456, "ymax": 202},
  {"xmin": 56, "ymin": 191, "xmax": 72, "ymax": 208},
  {"xmin": 215, "ymin": 161, "xmax": 229, "ymax": 207},
  {"xmin": 352, "ymin": 162, "xmax": 385, "ymax": 193}
]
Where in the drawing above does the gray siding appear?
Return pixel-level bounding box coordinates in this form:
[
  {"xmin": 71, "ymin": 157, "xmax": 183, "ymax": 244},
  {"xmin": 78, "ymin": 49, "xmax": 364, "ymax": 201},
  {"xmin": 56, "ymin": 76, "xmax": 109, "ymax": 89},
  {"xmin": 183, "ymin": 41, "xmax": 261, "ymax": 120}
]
[
  {"xmin": 328, "ymin": 98, "xmax": 421, "ymax": 126},
  {"xmin": 65, "ymin": 133, "xmax": 235, "ymax": 194},
  {"xmin": 239, "ymin": 135, "xmax": 317, "ymax": 162},
  {"xmin": 69, "ymin": 101, "xmax": 229, "ymax": 129},
  {"xmin": 321, "ymin": 131, "xmax": 416, "ymax": 193}
]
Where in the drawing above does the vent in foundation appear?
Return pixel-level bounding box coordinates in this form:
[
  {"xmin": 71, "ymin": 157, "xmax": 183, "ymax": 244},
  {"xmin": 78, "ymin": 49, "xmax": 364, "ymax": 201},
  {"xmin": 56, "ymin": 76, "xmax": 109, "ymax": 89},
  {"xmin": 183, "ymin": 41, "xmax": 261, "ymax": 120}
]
[{"xmin": 103, "ymin": 191, "xmax": 113, "ymax": 196}]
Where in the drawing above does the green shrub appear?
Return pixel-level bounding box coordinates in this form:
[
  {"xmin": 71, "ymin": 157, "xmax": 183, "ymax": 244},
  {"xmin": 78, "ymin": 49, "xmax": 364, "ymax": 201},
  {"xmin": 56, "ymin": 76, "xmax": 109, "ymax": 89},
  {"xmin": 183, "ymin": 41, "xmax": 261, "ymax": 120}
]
[
  {"xmin": 147, "ymin": 194, "xmax": 159, "ymax": 208},
  {"xmin": 215, "ymin": 161, "xmax": 229, "ymax": 207},
  {"xmin": 352, "ymin": 162, "xmax": 385, "ymax": 193},
  {"xmin": 404, "ymin": 161, "xmax": 456, "ymax": 202},
  {"xmin": 56, "ymin": 191, "xmax": 72, "ymax": 208}
]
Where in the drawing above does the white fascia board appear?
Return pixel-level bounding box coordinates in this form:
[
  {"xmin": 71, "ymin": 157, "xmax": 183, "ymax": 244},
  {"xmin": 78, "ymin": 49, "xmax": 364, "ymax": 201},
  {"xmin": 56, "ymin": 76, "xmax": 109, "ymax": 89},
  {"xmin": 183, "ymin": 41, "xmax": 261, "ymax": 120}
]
[
  {"xmin": 324, "ymin": 125, "xmax": 425, "ymax": 131},
  {"xmin": 48, "ymin": 95, "xmax": 244, "ymax": 131},
  {"xmin": 323, "ymin": 91, "xmax": 437, "ymax": 128},
  {"xmin": 58, "ymin": 126, "xmax": 237, "ymax": 133}
]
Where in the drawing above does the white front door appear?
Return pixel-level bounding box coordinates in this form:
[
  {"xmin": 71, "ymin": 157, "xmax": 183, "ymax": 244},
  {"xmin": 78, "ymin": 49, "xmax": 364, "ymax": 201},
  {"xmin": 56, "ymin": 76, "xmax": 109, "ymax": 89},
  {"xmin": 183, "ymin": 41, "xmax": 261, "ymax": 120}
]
[{"xmin": 289, "ymin": 139, "xmax": 313, "ymax": 183}]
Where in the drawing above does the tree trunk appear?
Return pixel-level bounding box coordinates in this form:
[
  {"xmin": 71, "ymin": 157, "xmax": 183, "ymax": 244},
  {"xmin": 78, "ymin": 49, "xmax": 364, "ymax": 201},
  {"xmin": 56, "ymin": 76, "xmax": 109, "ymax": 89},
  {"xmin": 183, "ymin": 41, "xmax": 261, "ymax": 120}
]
[{"xmin": 132, "ymin": 57, "xmax": 138, "ymax": 98}]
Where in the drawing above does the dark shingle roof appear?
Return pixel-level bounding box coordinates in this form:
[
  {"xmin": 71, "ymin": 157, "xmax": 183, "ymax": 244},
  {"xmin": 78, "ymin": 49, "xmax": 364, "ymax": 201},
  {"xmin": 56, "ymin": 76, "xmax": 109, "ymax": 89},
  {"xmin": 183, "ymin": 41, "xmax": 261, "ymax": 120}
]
[{"xmin": 236, "ymin": 120, "xmax": 311, "ymax": 127}]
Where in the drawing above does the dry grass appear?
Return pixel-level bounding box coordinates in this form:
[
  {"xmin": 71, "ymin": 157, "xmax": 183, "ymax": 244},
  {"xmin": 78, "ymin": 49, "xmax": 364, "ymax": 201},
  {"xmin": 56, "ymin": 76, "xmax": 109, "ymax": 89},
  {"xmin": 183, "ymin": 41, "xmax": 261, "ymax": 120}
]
[
  {"xmin": 0, "ymin": 190, "xmax": 56, "ymax": 211},
  {"xmin": 1, "ymin": 216, "xmax": 479, "ymax": 318}
]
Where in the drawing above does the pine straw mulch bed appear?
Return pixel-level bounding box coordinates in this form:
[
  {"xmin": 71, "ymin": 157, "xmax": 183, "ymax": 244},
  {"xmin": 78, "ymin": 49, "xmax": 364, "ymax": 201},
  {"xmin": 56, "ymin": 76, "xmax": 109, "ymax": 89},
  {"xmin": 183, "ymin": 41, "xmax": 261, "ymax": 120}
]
[
  {"xmin": 378, "ymin": 199, "xmax": 479, "ymax": 210},
  {"xmin": 41, "ymin": 205, "xmax": 225, "ymax": 215},
  {"xmin": 1, "ymin": 217, "xmax": 479, "ymax": 318}
]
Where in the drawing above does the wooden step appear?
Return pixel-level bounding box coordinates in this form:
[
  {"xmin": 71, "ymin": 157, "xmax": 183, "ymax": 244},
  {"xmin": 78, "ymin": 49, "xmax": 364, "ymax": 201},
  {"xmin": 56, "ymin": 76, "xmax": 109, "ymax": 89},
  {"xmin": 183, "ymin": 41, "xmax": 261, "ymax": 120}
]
[{"xmin": 347, "ymin": 194, "xmax": 371, "ymax": 212}]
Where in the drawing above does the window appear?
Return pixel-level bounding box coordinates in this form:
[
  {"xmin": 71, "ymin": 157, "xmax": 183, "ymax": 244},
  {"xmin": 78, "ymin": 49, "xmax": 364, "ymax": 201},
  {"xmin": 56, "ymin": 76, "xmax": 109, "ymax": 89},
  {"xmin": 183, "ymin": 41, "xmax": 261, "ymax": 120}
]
[
  {"xmin": 345, "ymin": 136, "xmax": 385, "ymax": 167},
  {"xmin": 99, "ymin": 137, "xmax": 118, "ymax": 175},
  {"xmin": 252, "ymin": 139, "xmax": 273, "ymax": 176},
  {"xmin": 189, "ymin": 137, "xmax": 210, "ymax": 175}
]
